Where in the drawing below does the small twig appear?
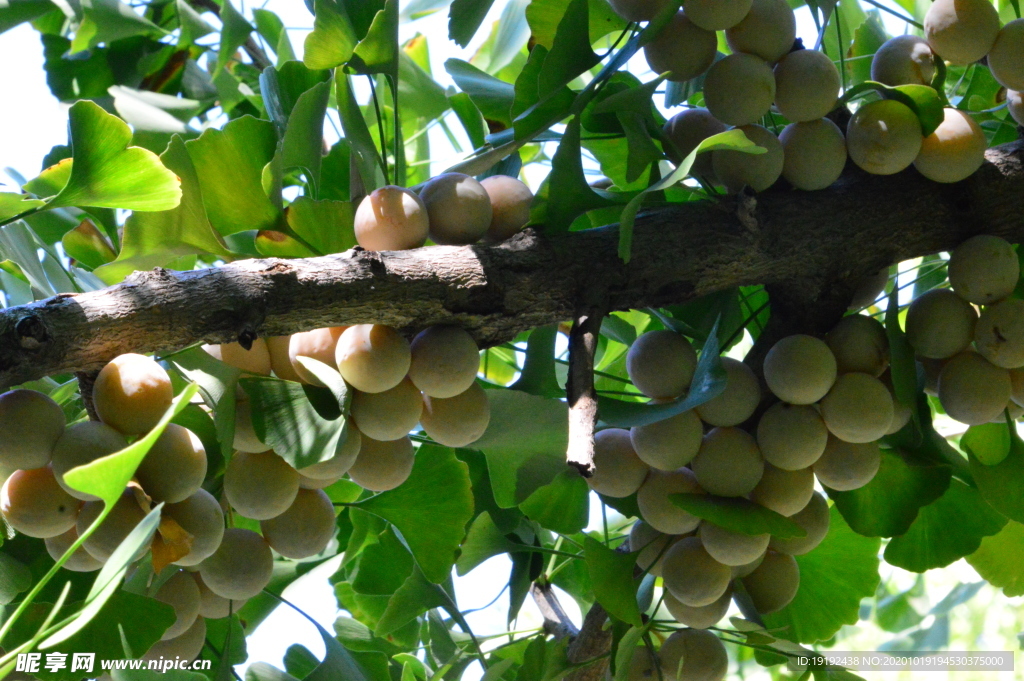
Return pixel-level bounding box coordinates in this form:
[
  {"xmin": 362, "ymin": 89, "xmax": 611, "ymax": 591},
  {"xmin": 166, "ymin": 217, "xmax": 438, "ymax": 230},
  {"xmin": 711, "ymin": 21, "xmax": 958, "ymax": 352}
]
[
  {"xmin": 530, "ymin": 582, "xmax": 579, "ymax": 640},
  {"xmin": 565, "ymin": 308, "xmax": 604, "ymax": 478},
  {"xmin": 75, "ymin": 370, "xmax": 100, "ymax": 421}
]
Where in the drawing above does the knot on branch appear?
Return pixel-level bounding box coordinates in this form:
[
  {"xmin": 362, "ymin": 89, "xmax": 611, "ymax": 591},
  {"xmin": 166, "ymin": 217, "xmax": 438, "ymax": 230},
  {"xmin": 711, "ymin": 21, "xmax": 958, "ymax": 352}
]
[{"xmin": 15, "ymin": 315, "xmax": 47, "ymax": 349}]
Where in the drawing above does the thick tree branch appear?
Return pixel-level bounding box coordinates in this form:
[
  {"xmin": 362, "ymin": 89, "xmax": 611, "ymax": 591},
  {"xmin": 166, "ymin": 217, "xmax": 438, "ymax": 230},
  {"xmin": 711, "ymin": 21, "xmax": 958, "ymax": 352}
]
[
  {"xmin": 1, "ymin": 141, "xmax": 1023, "ymax": 390},
  {"xmin": 530, "ymin": 582, "xmax": 579, "ymax": 640}
]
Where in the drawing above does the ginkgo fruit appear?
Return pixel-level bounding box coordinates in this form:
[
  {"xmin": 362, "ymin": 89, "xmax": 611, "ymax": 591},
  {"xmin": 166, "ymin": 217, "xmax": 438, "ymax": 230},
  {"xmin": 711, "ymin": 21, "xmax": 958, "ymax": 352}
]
[
  {"xmin": 199, "ymin": 527, "xmax": 274, "ymax": 600},
  {"xmin": 223, "ymin": 450, "xmax": 300, "ymax": 520},
  {"xmin": 849, "ymin": 267, "xmax": 890, "ymax": 310},
  {"xmin": 266, "ymin": 335, "xmax": 305, "ymax": 382},
  {"xmin": 203, "ymin": 339, "xmax": 271, "ymax": 375},
  {"xmin": 826, "ymin": 314, "xmax": 889, "ymax": 376},
  {"xmin": 421, "ymin": 383, "xmax": 491, "ymax": 447},
  {"xmin": 289, "ymin": 327, "xmax": 347, "ymax": 386},
  {"xmin": 45, "ymin": 526, "xmax": 103, "ymax": 572},
  {"xmin": 712, "ymin": 124, "xmax": 784, "ymax": 193},
  {"xmin": 261, "ymin": 488, "xmax": 336, "ymax": 559},
  {"xmin": 974, "ymin": 299, "xmax": 1024, "ymax": 369},
  {"xmin": 658, "ymin": 628, "xmax": 729, "ymax": 681},
  {"xmin": 93, "ymin": 353, "xmax": 173, "ymax": 436},
  {"xmin": 698, "ymin": 521, "xmax": 770, "ymax": 566},
  {"xmin": 0, "ymin": 389, "xmax": 65, "ymax": 470},
  {"xmin": 756, "ymin": 402, "xmax": 828, "ymax": 470},
  {"xmin": 661, "ymin": 536, "xmax": 733, "ymax": 607},
  {"xmin": 741, "ymin": 550, "xmax": 800, "ymax": 613},
  {"xmin": 420, "ymin": 173, "xmax": 493, "ymax": 245},
  {"xmin": 924, "ymin": 0, "xmax": 1000, "ymax": 65},
  {"xmin": 637, "ymin": 468, "xmax": 704, "ymax": 535},
  {"xmin": 749, "ymin": 463, "xmax": 814, "ymax": 517},
  {"xmin": 336, "ymin": 324, "xmax": 411, "ymax": 394},
  {"xmin": 763, "ymin": 334, "xmax": 837, "ymax": 404},
  {"xmin": 1, "ymin": 466, "xmax": 79, "ymax": 538},
  {"xmin": 819, "ymin": 372, "xmax": 895, "ymax": 443},
  {"xmin": 155, "ymin": 570, "xmax": 202, "ymax": 640},
  {"xmin": 354, "ymin": 185, "xmax": 429, "ymax": 251},
  {"xmin": 914, "ymin": 108, "xmax": 988, "ymax": 183},
  {"xmin": 297, "ymin": 427, "xmax": 362, "ymax": 481},
  {"xmin": 813, "ymin": 435, "xmax": 881, "ymax": 491},
  {"xmin": 626, "ymin": 330, "xmax": 697, "ymax": 399},
  {"xmin": 696, "ymin": 357, "xmax": 760, "ymax": 426},
  {"xmin": 587, "ymin": 428, "xmax": 650, "ymax": 498},
  {"xmin": 948, "ymin": 235, "xmax": 1019, "ymax": 305},
  {"xmin": 408, "ymin": 325, "xmax": 479, "ymax": 398},
  {"xmin": 194, "ymin": 572, "xmax": 246, "ymax": 619},
  {"xmin": 480, "ymin": 175, "xmax": 533, "ymax": 243},
  {"xmin": 629, "ymin": 520, "xmax": 673, "ymax": 576},
  {"xmin": 77, "ymin": 490, "xmax": 146, "ymax": 562},
  {"xmin": 643, "ymin": 11, "xmax": 717, "ymax": 82},
  {"xmin": 870, "ymin": 35, "xmax": 936, "ymax": 86},
  {"xmin": 725, "ymin": 0, "xmax": 797, "ymax": 63},
  {"xmin": 731, "ymin": 553, "xmax": 765, "ymax": 578},
  {"xmin": 350, "ymin": 378, "xmax": 423, "ymax": 442},
  {"xmin": 1008, "ymin": 90, "xmax": 1024, "ymax": 126},
  {"xmin": 163, "ymin": 488, "xmax": 225, "ymax": 567},
  {"xmin": 663, "ymin": 586, "xmax": 732, "ymax": 629},
  {"xmin": 143, "ymin": 616, "xmax": 206, "ymax": 663},
  {"xmin": 51, "ymin": 421, "xmax": 128, "ymax": 501},
  {"xmin": 846, "ymin": 99, "xmax": 923, "ymax": 176},
  {"xmin": 938, "ymin": 351, "xmax": 1013, "ymax": 424},
  {"xmin": 662, "ymin": 108, "xmax": 727, "ymax": 178},
  {"xmin": 347, "ymin": 436, "xmax": 415, "ymax": 491},
  {"xmin": 692, "ymin": 427, "xmax": 764, "ymax": 497},
  {"xmin": 779, "ymin": 118, "xmax": 848, "ymax": 191},
  {"xmin": 770, "ymin": 491, "xmax": 830, "ymax": 555},
  {"xmin": 232, "ymin": 399, "xmax": 269, "ymax": 454},
  {"xmin": 135, "ymin": 424, "xmax": 207, "ymax": 503},
  {"xmin": 703, "ymin": 54, "xmax": 776, "ymax": 127},
  {"xmin": 773, "ymin": 49, "xmax": 840, "ymax": 122},
  {"xmin": 684, "ymin": 0, "xmax": 753, "ymax": 30},
  {"xmin": 630, "ymin": 409, "xmax": 703, "ymax": 470},
  {"xmin": 904, "ymin": 288, "xmax": 978, "ymax": 358}
]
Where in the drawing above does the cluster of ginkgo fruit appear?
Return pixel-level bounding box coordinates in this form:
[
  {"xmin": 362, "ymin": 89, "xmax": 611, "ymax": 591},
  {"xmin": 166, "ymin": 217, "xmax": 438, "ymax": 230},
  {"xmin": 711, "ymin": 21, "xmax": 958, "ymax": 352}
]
[{"xmin": 610, "ymin": 0, "xmax": 1024, "ymax": 194}]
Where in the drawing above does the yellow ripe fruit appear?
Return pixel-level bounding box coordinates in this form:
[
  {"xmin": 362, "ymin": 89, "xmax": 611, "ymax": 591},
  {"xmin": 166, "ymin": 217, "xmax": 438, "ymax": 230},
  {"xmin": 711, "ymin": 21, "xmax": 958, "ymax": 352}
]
[
  {"xmin": 630, "ymin": 409, "xmax": 703, "ymax": 471},
  {"xmin": 606, "ymin": 0, "xmax": 673, "ymax": 23},
  {"xmin": 354, "ymin": 185, "xmax": 429, "ymax": 251},
  {"xmin": 233, "ymin": 399, "xmax": 269, "ymax": 454},
  {"xmin": 819, "ymin": 372, "xmax": 894, "ymax": 443},
  {"xmin": 938, "ymin": 352, "xmax": 1013, "ymax": 424},
  {"xmin": 163, "ymin": 488, "xmax": 225, "ymax": 567},
  {"xmin": 51, "ymin": 421, "xmax": 128, "ymax": 501},
  {"xmin": 770, "ymin": 491, "xmax": 830, "ymax": 555},
  {"xmin": 703, "ymin": 54, "xmax": 776, "ymax": 127},
  {"xmin": 93, "ymin": 353, "xmax": 173, "ymax": 436},
  {"xmin": 203, "ymin": 339, "xmax": 271, "ymax": 375},
  {"xmin": 826, "ymin": 314, "xmax": 889, "ymax": 376},
  {"xmin": 348, "ymin": 436, "xmax": 415, "ymax": 491},
  {"xmin": 749, "ymin": 463, "xmax": 814, "ymax": 517},
  {"xmin": 421, "ymin": 383, "xmax": 491, "ymax": 448},
  {"xmin": 871, "ymin": 35, "xmax": 936, "ymax": 86},
  {"xmin": 143, "ymin": 616, "xmax": 206, "ymax": 663},
  {"xmin": 1, "ymin": 466, "xmax": 79, "ymax": 538},
  {"xmin": 135, "ymin": 424, "xmax": 207, "ymax": 503},
  {"xmin": 626, "ymin": 330, "xmax": 697, "ymax": 399},
  {"xmin": 45, "ymin": 526, "xmax": 103, "ymax": 572},
  {"xmin": 336, "ymin": 324, "xmax": 411, "ymax": 394},
  {"xmin": 813, "ymin": 435, "xmax": 881, "ymax": 491},
  {"xmin": 351, "ymin": 378, "xmax": 423, "ymax": 442},
  {"xmin": 77, "ymin": 490, "xmax": 146, "ymax": 562},
  {"xmin": 696, "ymin": 357, "xmax": 760, "ymax": 426},
  {"xmin": 847, "ymin": 98, "xmax": 923, "ymax": 175},
  {"xmin": 691, "ymin": 427, "xmax": 764, "ymax": 497},
  {"xmin": 712, "ymin": 124, "xmax": 784, "ymax": 193},
  {"xmin": 975, "ymin": 299, "xmax": 1024, "ymax": 368},
  {"xmin": 298, "ymin": 427, "xmax": 362, "ymax": 481},
  {"xmin": 629, "ymin": 521, "xmax": 673, "ymax": 576},
  {"xmin": 661, "ymin": 536, "xmax": 732, "ymax": 607},
  {"xmin": 1008, "ymin": 90, "xmax": 1024, "ymax": 126},
  {"xmin": 266, "ymin": 336, "xmax": 304, "ymax": 382},
  {"xmin": 698, "ymin": 522, "xmax": 770, "ymax": 566},
  {"xmin": 0, "ymin": 389, "xmax": 65, "ymax": 470},
  {"xmin": 763, "ymin": 334, "xmax": 837, "ymax": 405},
  {"xmin": 261, "ymin": 488, "xmax": 336, "ymax": 559},
  {"xmin": 924, "ymin": 0, "xmax": 1000, "ymax": 65},
  {"xmin": 420, "ymin": 173, "xmax": 493, "ymax": 245},
  {"xmin": 223, "ymin": 450, "xmax": 299, "ymax": 520},
  {"xmin": 905, "ymin": 288, "xmax": 978, "ymax": 358},
  {"xmin": 948, "ymin": 234, "xmax": 1019, "ymax": 305},
  {"xmin": 289, "ymin": 327, "xmax": 347, "ymax": 387},
  {"xmin": 756, "ymin": 402, "xmax": 828, "ymax": 470},
  {"xmin": 643, "ymin": 12, "xmax": 718, "ymax": 82},
  {"xmin": 408, "ymin": 326, "xmax": 479, "ymax": 398},
  {"xmin": 779, "ymin": 118, "xmax": 847, "ymax": 191},
  {"xmin": 155, "ymin": 570, "xmax": 201, "ymax": 640},
  {"xmin": 774, "ymin": 49, "xmax": 840, "ymax": 122},
  {"xmin": 684, "ymin": 0, "xmax": 753, "ymax": 30},
  {"xmin": 659, "ymin": 628, "xmax": 729, "ymax": 681},
  {"xmin": 198, "ymin": 527, "xmax": 274, "ymax": 600},
  {"xmin": 194, "ymin": 572, "xmax": 246, "ymax": 619},
  {"xmin": 662, "ymin": 108, "xmax": 727, "ymax": 179},
  {"xmin": 480, "ymin": 175, "xmax": 533, "ymax": 243},
  {"xmin": 914, "ymin": 108, "xmax": 987, "ymax": 183},
  {"xmin": 637, "ymin": 468, "xmax": 704, "ymax": 535},
  {"xmin": 725, "ymin": 0, "xmax": 796, "ymax": 63},
  {"xmin": 741, "ymin": 550, "xmax": 800, "ymax": 614},
  {"xmin": 587, "ymin": 428, "xmax": 650, "ymax": 498},
  {"xmin": 663, "ymin": 586, "xmax": 732, "ymax": 629}
]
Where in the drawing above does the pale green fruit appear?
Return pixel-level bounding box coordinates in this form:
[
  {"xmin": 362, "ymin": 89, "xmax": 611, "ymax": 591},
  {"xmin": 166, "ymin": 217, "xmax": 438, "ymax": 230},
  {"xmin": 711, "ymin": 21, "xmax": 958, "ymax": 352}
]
[
  {"xmin": 870, "ymin": 35, "xmax": 936, "ymax": 86},
  {"xmin": 420, "ymin": 173, "xmax": 492, "ymax": 245},
  {"xmin": 774, "ymin": 49, "xmax": 840, "ymax": 122},
  {"xmin": 408, "ymin": 326, "xmax": 479, "ymax": 398},
  {"xmin": 351, "ymin": 378, "xmax": 423, "ymax": 442},
  {"xmin": 763, "ymin": 334, "xmax": 837, "ymax": 404},
  {"xmin": 938, "ymin": 352, "xmax": 1013, "ymax": 424},
  {"xmin": 588, "ymin": 429, "xmax": 650, "ymax": 498},
  {"xmin": 267, "ymin": 336, "xmax": 304, "ymax": 382},
  {"xmin": 820, "ymin": 372, "xmax": 894, "ymax": 443},
  {"xmin": 924, "ymin": 0, "xmax": 1000, "ymax": 65},
  {"xmin": 770, "ymin": 491, "xmax": 830, "ymax": 555},
  {"xmin": 692, "ymin": 427, "xmax": 764, "ymax": 497},
  {"xmin": 696, "ymin": 357, "xmax": 760, "ymax": 426},
  {"xmin": 663, "ymin": 586, "xmax": 732, "ymax": 629},
  {"xmin": 887, "ymin": 396, "xmax": 914, "ymax": 434},
  {"xmin": 914, "ymin": 108, "xmax": 987, "ymax": 183},
  {"xmin": 51, "ymin": 421, "xmax": 128, "ymax": 501},
  {"xmin": 348, "ymin": 436, "xmax": 415, "ymax": 491},
  {"xmin": 626, "ymin": 330, "xmax": 697, "ymax": 399},
  {"xmin": 606, "ymin": 0, "xmax": 673, "ymax": 22},
  {"xmin": 354, "ymin": 185, "xmax": 429, "ymax": 251},
  {"xmin": 298, "ymin": 473, "xmax": 342, "ymax": 489},
  {"xmin": 749, "ymin": 463, "xmax": 814, "ymax": 516},
  {"xmin": 703, "ymin": 54, "xmax": 776, "ymax": 127},
  {"xmin": 289, "ymin": 327, "xmax": 346, "ymax": 386},
  {"xmin": 1, "ymin": 466, "xmax": 79, "ymax": 538},
  {"xmin": 77, "ymin": 490, "xmax": 145, "ymax": 562},
  {"xmin": 698, "ymin": 521, "xmax": 770, "ymax": 566},
  {"xmin": 637, "ymin": 468, "xmax": 704, "ymax": 535},
  {"xmin": 725, "ymin": 0, "xmax": 796, "ymax": 63},
  {"xmin": 813, "ymin": 435, "xmax": 881, "ymax": 491},
  {"xmin": 849, "ymin": 267, "xmax": 890, "ymax": 310},
  {"xmin": 741, "ymin": 550, "xmax": 800, "ymax": 614},
  {"xmin": 643, "ymin": 12, "xmax": 717, "ymax": 82},
  {"xmin": 203, "ymin": 339, "xmax": 271, "ymax": 375},
  {"xmin": 199, "ymin": 527, "xmax": 274, "ymax": 600},
  {"xmin": 826, "ymin": 314, "xmax": 889, "ymax": 376},
  {"xmin": 142, "ymin": 615, "xmax": 206, "ymax": 663},
  {"xmin": 756, "ymin": 402, "xmax": 828, "ymax": 470},
  {"xmin": 155, "ymin": 570, "xmax": 201, "ymax": 640},
  {"xmin": 480, "ymin": 175, "xmax": 533, "ymax": 243},
  {"xmin": 975, "ymin": 299, "xmax": 1024, "ymax": 368},
  {"xmin": 658, "ymin": 628, "xmax": 729, "ymax": 681},
  {"xmin": 661, "ymin": 536, "xmax": 732, "ymax": 607},
  {"xmin": 731, "ymin": 553, "xmax": 765, "ymax": 578},
  {"xmin": 163, "ymin": 488, "xmax": 225, "ymax": 567},
  {"xmin": 684, "ymin": 0, "xmax": 753, "ymax": 30},
  {"xmin": 623, "ymin": 646, "xmax": 659, "ymax": 681},
  {"xmin": 233, "ymin": 399, "xmax": 268, "ymax": 454},
  {"xmin": 713, "ymin": 124, "xmax": 784, "ymax": 193},
  {"xmin": 1008, "ymin": 90, "xmax": 1024, "ymax": 126},
  {"xmin": 135, "ymin": 424, "xmax": 207, "ymax": 503},
  {"xmin": 298, "ymin": 427, "xmax": 362, "ymax": 481},
  {"xmin": 846, "ymin": 99, "xmax": 923, "ymax": 175},
  {"xmin": 223, "ymin": 450, "xmax": 299, "ymax": 520},
  {"xmin": 905, "ymin": 288, "xmax": 978, "ymax": 358},
  {"xmin": 261, "ymin": 488, "xmax": 336, "ymax": 559},
  {"xmin": 662, "ymin": 108, "xmax": 727, "ymax": 179},
  {"xmin": 630, "ymin": 409, "xmax": 703, "ymax": 470},
  {"xmin": 0, "ymin": 390, "xmax": 65, "ymax": 470},
  {"xmin": 45, "ymin": 526, "xmax": 102, "ymax": 572},
  {"xmin": 421, "ymin": 383, "xmax": 490, "ymax": 448},
  {"xmin": 93, "ymin": 353, "xmax": 173, "ymax": 436},
  {"xmin": 779, "ymin": 118, "xmax": 847, "ymax": 191},
  {"xmin": 948, "ymin": 235, "xmax": 1019, "ymax": 305},
  {"xmin": 336, "ymin": 324, "xmax": 411, "ymax": 394},
  {"xmin": 194, "ymin": 572, "xmax": 247, "ymax": 619},
  {"xmin": 629, "ymin": 521, "xmax": 673, "ymax": 576}
]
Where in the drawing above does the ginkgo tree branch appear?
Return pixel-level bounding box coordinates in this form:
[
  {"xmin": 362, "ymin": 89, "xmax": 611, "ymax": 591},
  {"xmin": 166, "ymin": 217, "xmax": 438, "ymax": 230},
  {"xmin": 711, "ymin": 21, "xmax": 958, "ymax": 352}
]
[{"xmin": 1, "ymin": 140, "xmax": 1023, "ymax": 391}]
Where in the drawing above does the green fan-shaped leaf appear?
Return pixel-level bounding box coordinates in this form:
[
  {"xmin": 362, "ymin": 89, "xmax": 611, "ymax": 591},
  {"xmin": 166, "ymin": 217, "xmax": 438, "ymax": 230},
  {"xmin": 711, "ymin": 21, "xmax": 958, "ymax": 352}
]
[
  {"xmin": 49, "ymin": 101, "xmax": 182, "ymax": 212},
  {"xmin": 0, "ymin": 0, "xmax": 53, "ymax": 35},
  {"xmin": 456, "ymin": 512, "xmax": 520, "ymax": 576},
  {"xmin": 584, "ymin": 536, "xmax": 641, "ymax": 627},
  {"xmin": 669, "ymin": 494, "xmax": 806, "ymax": 539},
  {"xmin": 349, "ymin": 0, "xmax": 399, "ymax": 79},
  {"xmin": 966, "ymin": 520, "xmax": 1024, "ymax": 598},
  {"xmin": 286, "ymin": 196, "xmax": 357, "ymax": 256},
  {"xmin": 0, "ymin": 193, "xmax": 44, "ymax": 223},
  {"xmin": 525, "ymin": 0, "xmax": 626, "ymax": 48},
  {"xmin": 963, "ymin": 424, "xmax": 1024, "ymax": 523},
  {"xmin": 303, "ymin": 0, "xmax": 358, "ymax": 70}
]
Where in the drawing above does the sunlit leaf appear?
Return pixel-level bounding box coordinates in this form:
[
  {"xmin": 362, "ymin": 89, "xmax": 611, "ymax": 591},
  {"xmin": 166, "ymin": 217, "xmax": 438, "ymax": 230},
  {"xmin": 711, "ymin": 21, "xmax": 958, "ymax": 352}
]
[
  {"xmin": 584, "ymin": 536, "xmax": 641, "ymax": 627},
  {"xmin": 966, "ymin": 520, "xmax": 1024, "ymax": 598},
  {"xmin": 303, "ymin": 0, "xmax": 358, "ymax": 70}
]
